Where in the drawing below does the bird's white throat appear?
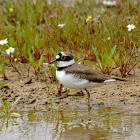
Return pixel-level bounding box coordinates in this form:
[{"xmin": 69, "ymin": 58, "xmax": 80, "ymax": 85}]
[{"xmin": 57, "ymin": 59, "xmax": 75, "ymax": 67}]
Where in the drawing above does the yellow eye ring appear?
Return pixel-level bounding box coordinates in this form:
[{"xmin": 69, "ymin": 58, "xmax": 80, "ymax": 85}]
[{"xmin": 61, "ymin": 56, "xmax": 66, "ymax": 60}]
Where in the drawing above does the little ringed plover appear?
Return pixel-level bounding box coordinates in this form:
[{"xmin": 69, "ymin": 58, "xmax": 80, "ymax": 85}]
[{"xmin": 49, "ymin": 52, "xmax": 127, "ymax": 107}]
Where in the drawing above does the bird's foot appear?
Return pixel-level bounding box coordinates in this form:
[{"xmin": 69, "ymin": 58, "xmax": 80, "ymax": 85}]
[
  {"xmin": 57, "ymin": 90, "xmax": 84, "ymax": 99},
  {"xmin": 76, "ymin": 90, "xmax": 84, "ymax": 96},
  {"xmin": 57, "ymin": 93, "xmax": 69, "ymax": 99}
]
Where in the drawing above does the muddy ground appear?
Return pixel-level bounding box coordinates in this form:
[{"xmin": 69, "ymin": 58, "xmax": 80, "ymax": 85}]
[{"xmin": 0, "ymin": 62, "xmax": 140, "ymax": 112}]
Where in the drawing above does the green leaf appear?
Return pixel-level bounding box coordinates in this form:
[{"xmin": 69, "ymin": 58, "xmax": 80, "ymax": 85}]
[
  {"xmin": 113, "ymin": 53, "xmax": 120, "ymax": 66},
  {"xmin": 8, "ymin": 37, "xmax": 15, "ymax": 47},
  {"xmin": 28, "ymin": 52, "xmax": 35, "ymax": 68},
  {"xmin": 111, "ymin": 45, "xmax": 116, "ymax": 55},
  {"xmin": 0, "ymin": 112, "xmax": 5, "ymax": 116},
  {"xmin": 3, "ymin": 17, "xmax": 13, "ymax": 29},
  {"xmin": 76, "ymin": 58, "xmax": 84, "ymax": 64},
  {"xmin": 0, "ymin": 63, "xmax": 4, "ymax": 75},
  {"xmin": 10, "ymin": 97, "xmax": 21, "ymax": 112},
  {"xmin": 17, "ymin": 22, "xmax": 21, "ymax": 32},
  {"xmin": 11, "ymin": 112, "xmax": 21, "ymax": 117},
  {"xmin": 0, "ymin": 83, "xmax": 6, "ymax": 87},
  {"xmin": 51, "ymin": 48, "xmax": 56, "ymax": 57},
  {"xmin": 58, "ymin": 47, "xmax": 62, "ymax": 53},
  {"xmin": 38, "ymin": 41, "xmax": 44, "ymax": 49},
  {"xmin": 85, "ymin": 60, "xmax": 100, "ymax": 69},
  {"xmin": 92, "ymin": 46, "xmax": 102, "ymax": 68},
  {"xmin": 0, "ymin": 98, "xmax": 6, "ymax": 112},
  {"xmin": 37, "ymin": 55, "xmax": 44, "ymax": 69},
  {"xmin": 50, "ymin": 98, "xmax": 54, "ymax": 108},
  {"xmin": 5, "ymin": 100, "xmax": 9, "ymax": 114},
  {"xmin": 103, "ymin": 50, "xmax": 108, "ymax": 66},
  {"xmin": 108, "ymin": 45, "xmax": 117, "ymax": 68}
]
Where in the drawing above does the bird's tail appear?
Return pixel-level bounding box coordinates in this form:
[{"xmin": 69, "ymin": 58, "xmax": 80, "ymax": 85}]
[{"xmin": 111, "ymin": 76, "xmax": 128, "ymax": 81}]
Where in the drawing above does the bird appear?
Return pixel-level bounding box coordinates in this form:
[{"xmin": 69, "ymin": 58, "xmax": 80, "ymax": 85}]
[{"xmin": 49, "ymin": 52, "xmax": 127, "ymax": 108}]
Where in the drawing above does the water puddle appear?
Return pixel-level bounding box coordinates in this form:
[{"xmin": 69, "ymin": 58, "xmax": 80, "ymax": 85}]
[{"xmin": 0, "ymin": 105, "xmax": 140, "ymax": 140}]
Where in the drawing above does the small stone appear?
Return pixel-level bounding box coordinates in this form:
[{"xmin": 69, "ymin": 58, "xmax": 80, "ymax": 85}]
[
  {"xmin": 24, "ymin": 78, "xmax": 32, "ymax": 84},
  {"xmin": 55, "ymin": 100, "xmax": 60, "ymax": 103},
  {"xmin": 29, "ymin": 99, "xmax": 36, "ymax": 104},
  {"xmin": 99, "ymin": 102, "xmax": 104, "ymax": 105}
]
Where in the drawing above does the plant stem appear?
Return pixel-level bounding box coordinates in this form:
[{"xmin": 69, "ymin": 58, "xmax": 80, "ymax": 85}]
[
  {"xmin": 3, "ymin": 74, "xmax": 8, "ymax": 80},
  {"xmin": 11, "ymin": 63, "xmax": 21, "ymax": 76}
]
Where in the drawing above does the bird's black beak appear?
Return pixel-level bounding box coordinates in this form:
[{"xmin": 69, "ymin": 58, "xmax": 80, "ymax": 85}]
[{"xmin": 49, "ymin": 59, "xmax": 56, "ymax": 64}]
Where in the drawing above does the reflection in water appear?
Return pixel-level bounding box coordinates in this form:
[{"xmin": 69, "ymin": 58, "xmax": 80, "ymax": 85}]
[{"xmin": 0, "ymin": 106, "xmax": 140, "ymax": 140}]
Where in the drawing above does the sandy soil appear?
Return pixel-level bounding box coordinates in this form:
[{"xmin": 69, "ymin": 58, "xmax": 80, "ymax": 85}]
[{"xmin": 0, "ymin": 62, "xmax": 140, "ymax": 112}]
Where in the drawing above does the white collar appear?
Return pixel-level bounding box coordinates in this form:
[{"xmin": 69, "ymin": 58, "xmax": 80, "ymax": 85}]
[{"xmin": 57, "ymin": 59, "xmax": 75, "ymax": 67}]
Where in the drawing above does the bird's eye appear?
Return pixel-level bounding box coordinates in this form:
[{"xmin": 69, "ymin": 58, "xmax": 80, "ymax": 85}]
[{"xmin": 61, "ymin": 56, "xmax": 66, "ymax": 60}]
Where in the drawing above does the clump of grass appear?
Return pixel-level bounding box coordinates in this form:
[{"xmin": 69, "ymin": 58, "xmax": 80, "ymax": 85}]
[
  {"xmin": 113, "ymin": 42, "xmax": 140, "ymax": 77},
  {"xmin": 0, "ymin": 97, "xmax": 21, "ymax": 117},
  {"xmin": 0, "ymin": 83, "xmax": 21, "ymax": 117},
  {"xmin": 86, "ymin": 45, "xmax": 118, "ymax": 75},
  {"xmin": 28, "ymin": 52, "xmax": 44, "ymax": 75}
]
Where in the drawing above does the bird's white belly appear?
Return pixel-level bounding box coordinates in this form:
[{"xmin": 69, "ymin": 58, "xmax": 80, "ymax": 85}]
[{"xmin": 56, "ymin": 70, "xmax": 100, "ymax": 89}]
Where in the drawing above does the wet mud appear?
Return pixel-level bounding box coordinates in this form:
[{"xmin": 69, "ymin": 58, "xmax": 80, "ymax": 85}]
[{"xmin": 0, "ymin": 62, "xmax": 140, "ymax": 111}]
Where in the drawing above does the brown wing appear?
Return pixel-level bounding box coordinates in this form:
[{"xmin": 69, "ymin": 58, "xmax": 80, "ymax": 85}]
[{"xmin": 65, "ymin": 64, "xmax": 112, "ymax": 83}]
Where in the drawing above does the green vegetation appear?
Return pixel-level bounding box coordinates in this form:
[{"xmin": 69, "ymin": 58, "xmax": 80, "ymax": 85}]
[
  {"xmin": 0, "ymin": 97, "xmax": 21, "ymax": 117},
  {"xmin": 0, "ymin": 0, "xmax": 139, "ymax": 79},
  {"xmin": 0, "ymin": 83, "xmax": 21, "ymax": 117}
]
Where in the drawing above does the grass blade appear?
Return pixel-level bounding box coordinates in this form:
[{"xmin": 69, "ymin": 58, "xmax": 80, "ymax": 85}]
[
  {"xmin": 28, "ymin": 52, "xmax": 35, "ymax": 68},
  {"xmin": 11, "ymin": 112, "xmax": 21, "ymax": 117},
  {"xmin": 0, "ymin": 98, "xmax": 6, "ymax": 113},
  {"xmin": 85, "ymin": 60, "xmax": 100, "ymax": 69},
  {"xmin": 92, "ymin": 46, "xmax": 102, "ymax": 68},
  {"xmin": 10, "ymin": 97, "xmax": 21, "ymax": 112},
  {"xmin": 5, "ymin": 100, "xmax": 9, "ymax": 114},
  {"xmin": 0, "ymin": 112, "xmax": 5, "ymax": 116},
  {"xmin": 51, "ymin": 48, "xmax": 56, "ymax": 58},
  {"xmin": 58, "ymin": 47, "xmax": 62, "ymax": 53},
  {"xmin": 0, "ymin": 83, "xmax": 6, "ymax": 87},
  {"xmin": 76, "ymin": 58, "xmax": 84, "ymax": 64},
  {"xmin": 37, "ymin": 55, "xmax": 44, "ymax": 69}
]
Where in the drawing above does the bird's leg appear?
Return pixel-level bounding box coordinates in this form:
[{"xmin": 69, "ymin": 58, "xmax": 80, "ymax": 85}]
[
  {"xmin": 67, "ymin": 90, "xmax": 84, "ymax": 96},
  {"xmin": 58, "ymin": 84, "xmax": 63, "ymax": 96},
  {"xmin": 84, "ymin": 88, "xmax": 91, "ymax": 110}
]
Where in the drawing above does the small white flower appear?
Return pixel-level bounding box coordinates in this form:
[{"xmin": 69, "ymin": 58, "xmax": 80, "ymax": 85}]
[
  {"xmin": 6, "ymin": 47, "xmax": 15, "ymax": 55},
  {"xmin": 0, "ymin": 38, "xmax": 8, "ymax": 45},
  {"xmin": 107, "ymin": 37, "xmax": 111, "ymax": 40},
  {"xmin": 127, "ymin": 24, "xmax": 136, "ymax": 31},
  {"xmin": 58, "ymin": 24, "xmax": 65, "ymax": 28}
]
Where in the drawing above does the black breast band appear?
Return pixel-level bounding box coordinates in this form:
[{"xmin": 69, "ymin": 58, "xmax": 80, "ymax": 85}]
[{"xmin": 57, "ymin": 63, "xmax": 75, "ymax": 71}]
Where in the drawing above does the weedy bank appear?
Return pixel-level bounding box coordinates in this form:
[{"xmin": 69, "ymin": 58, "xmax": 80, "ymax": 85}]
[{"xmin": 0, "ymin": 0, "xmax": 139, "ymax": 99}]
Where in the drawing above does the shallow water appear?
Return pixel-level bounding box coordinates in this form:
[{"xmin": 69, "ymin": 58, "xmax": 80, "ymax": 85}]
[{"xmin": 0, "ymin": 105, "xmax": 140, "ymax": 140}]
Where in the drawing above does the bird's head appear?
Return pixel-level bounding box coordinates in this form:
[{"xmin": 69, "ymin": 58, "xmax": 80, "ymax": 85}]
[{"xmin": 49, "ymin": 52, "xmax": 75, "ymax": 67}]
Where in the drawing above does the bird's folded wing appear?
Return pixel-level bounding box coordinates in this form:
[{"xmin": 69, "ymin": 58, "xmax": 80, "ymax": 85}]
[{"xmin": 65, "ymin": 64, "xmax": 111, "ymax": 83}]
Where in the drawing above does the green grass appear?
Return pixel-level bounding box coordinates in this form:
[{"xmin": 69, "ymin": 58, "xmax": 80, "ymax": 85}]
[
  {"xmin": 0, "ymin": 83, "xmax": 21, "ymax": 117},
  {"xmin": 0, "ymin": 97, "xmax": 21, "ymax": 117},
  {"xmin": 0, "ymin": 0, "xmax": 139, "ymax": 79}
]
